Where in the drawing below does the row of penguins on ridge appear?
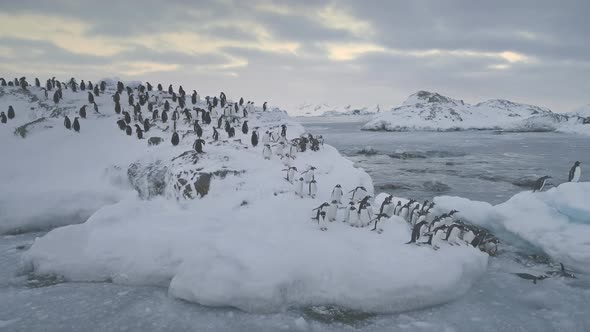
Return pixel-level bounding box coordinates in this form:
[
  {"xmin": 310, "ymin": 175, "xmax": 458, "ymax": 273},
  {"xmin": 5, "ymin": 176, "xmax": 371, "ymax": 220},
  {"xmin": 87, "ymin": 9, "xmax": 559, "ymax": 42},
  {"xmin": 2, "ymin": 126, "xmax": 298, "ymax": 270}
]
[{"xmin": 0, "ymin": 77, "xmax": 583, "ymax": 259}]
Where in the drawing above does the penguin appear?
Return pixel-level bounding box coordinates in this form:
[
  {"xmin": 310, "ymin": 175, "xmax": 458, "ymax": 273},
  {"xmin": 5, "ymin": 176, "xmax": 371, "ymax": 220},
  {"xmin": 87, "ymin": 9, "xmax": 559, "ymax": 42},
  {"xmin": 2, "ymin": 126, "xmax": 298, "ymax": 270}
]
[
  {"xmin": 285, "ymin": 166, "xmax": 297, "ymax": 183},
  {"xmin": 407, "ymin": 220, "xmax": 428, "ymax": 244},
  {"xmin": 135, "ymin": 125, "xmax": 144, "ymax": 139},
  {"xmin": 275, "ymin": 142, "xmax": 285, "ymax": 156},
  {"xmin": 308, "ymin": 179, "xmax": 318, "ymax": 198},
  {"xmin": 262, "ymin": 131, "xmax": 271, "ymax": 144},
  {"xmin": 330, "ymin": 184, "xmax": 343, "ymax": 203},
  {"xmin": 80, "ymin": 80, "xmax": 85, "ymax": 90},
  {"xmin": 194, "ymin": 120, "xmax": 203, "ymax": 137},
  {"xmin": 93, "ymin": 85, "xmax": 99, "ymax": 96},
  {"xmin": 161, "ymin": 110, "xmax": 168, "ymax": 123},
  {"xmin": 398, "ymin": 202, "xmax": 410, "ymax": 220},
  {"xmin": 158, "ymin": 83, "xmax": 163, "ymax": 91},
  {"xmin": 242, "ymin": 121, "xmax": 248, "ymax": 134},
  {"xmin": 152, "ymin": 109, "xmax": 159, "ymax": 121},
  {"xmin": 568, "ymin": 161, "xmax": 581, "ymax": 182},
  {"xmin": 263, "ymin": 102, "xmax": 267, "ymax": 112},
  {"xmin": 115, "ymin": 101, "xmax": 122, "ymax": 115},
  {"xmin": 371, "ymin": 213, "xmax": 389, "ymax": 232},
  {"xmin": 125, "ymin": 125, "xmax": 132, "ymax": 136},
  {"xmin": 263, "ymin": 144, "xmax": 272, "ymax": 160},
  {"xmin": 87, "ymin": 81, "xmax": 93, "ymax": 90},
  {"xmin": 7, "ymin": 106, "xmax": 15, "ymax": 119},
  {"xmin": 143, "ymin": 118, "xmax": 150, "ymax": 132},
  {"xmin": 217, "ymin": 114, "xmax": 225, "ymax": 129},
  {"xmin": 251, "ymin": 130, "xmax": 259, "ymax": 147},
  {"xmin": 346, "ymin": 203, "xmax": 360, "ymax": 227},
  {"xmin": 191, "ymin": 90, "xmax": 198, "ymax": 104},
  {"xmin": 117, "ymin": 119, "xmax": 126, "ymax": 130},
  {"xmin": 545, "ymin": 263, "xmax": 577, "ymax": 279},
  {"xmin": 228, "ymin": 127, "xmax": 235, "ymax": 138},
  {"xmin": 93, "ymin": 102, "xmax": 99, "ymax": 114},
  {"xmin": 0, "ymin": 112, "xmax": 7, "ymax": 124},
  {"xmin": 88, "ymin": 92, "xmax": 94, "ymax": 104},
  {"xmin": 461, "ymin": 228, "xmax": 477, "ymax": 245},
  {"xmin": 100, "ymin": 81, "xmax": 106, "ymax": 92},
  {"xmin": 514, "ymin": 273, "xmax": 548, "ymax": 285},
  {"xmin": 64, "ymin": 116, "xmax": 72, "ymax": 129},
  {"xmin": 532, "ymin": 176, "xmax": 551, "ymax": 192},
  {"xmin": 295, "ymin": 177, "xmax": 305, "ymax": 198},
  {"xmin": 124, "ymin": 111, "xmax": 131, "ymax": 124},
  {"xmin": 79, "ymin": 105, "xmax": 87, "ymax": 118},
  {"xmin": 212, "ymin": 127, "xmax": 219, "ymax": 141},
  {"xmin": 319, "ymin": 211, "xmax": 328, "ymax": 231},
  {"xmin": 73, "ymin": 117, "xmax": 80, "ymax": 132},
  {"xmin": 378, "ymin": 196, "xmax": 392, "ymax": 217},
  {"xmin": 168, "ymin": 84, "xmax": 173, "ymax": 95},
  {"xmin": 300, "ymin": 166, "xmax": 314, "ymax": 184},
  {"xmin": 312, "ymin": 202, "xmax": 330, "ymax": 222},
  {"xmin": 171, "ymin": 131, "xmax": 180, "ymax": 146},
  {"xmin": 281, "ymin": 124, "xmax": 287, "ymax": 137},
  {"xmin": 444, "ymin": 224, "xmax": 463, "ymax": 245},
  {"xmin": 392, "ymin": 201, "xmax": 402, "ymax": 216},
  {"xmin": 53, "ymin": 90, "xmax": 60, "ymax": 104},
  {"xmin": 193, "ymin": 138, "xmax": 205, "ymax": 153},
  {"xmin": 349, "ymin": 186, "xmax": 367, "ymax": 202}
]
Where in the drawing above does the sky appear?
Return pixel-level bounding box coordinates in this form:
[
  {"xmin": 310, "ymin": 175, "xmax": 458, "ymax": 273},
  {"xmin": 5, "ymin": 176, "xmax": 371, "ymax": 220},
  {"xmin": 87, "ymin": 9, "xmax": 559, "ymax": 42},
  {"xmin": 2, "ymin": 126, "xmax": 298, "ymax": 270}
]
[{"xmin": 0, "ymin": 0, "xmax": 588, "ymax": 113}]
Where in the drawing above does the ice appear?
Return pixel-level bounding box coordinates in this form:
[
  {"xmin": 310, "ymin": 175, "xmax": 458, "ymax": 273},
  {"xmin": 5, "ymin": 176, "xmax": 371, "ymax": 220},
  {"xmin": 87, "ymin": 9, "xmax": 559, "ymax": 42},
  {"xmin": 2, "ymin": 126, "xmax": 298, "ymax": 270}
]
[{"xmin": 434, "ymin": 182, "xmax": 590, "ymax": 273}]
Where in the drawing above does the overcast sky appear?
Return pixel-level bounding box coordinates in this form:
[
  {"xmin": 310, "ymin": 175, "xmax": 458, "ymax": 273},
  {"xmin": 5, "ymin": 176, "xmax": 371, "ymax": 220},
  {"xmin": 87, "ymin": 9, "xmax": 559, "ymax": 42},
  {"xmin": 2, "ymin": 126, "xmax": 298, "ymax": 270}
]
[{"xmin": 0, "ymin": 0, "xmax": 588, "ymax": 112}]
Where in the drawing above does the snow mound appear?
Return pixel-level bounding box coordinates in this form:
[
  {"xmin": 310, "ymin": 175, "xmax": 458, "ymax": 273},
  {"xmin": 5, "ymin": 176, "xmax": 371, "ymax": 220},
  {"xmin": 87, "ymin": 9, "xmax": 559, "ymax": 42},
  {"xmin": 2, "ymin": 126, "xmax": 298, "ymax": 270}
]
[
  {"xmin": 363, "ymin": 91, "xmax": 590, "ymax": 135},
  {"xmin": 434, "ymin": 182, "xmax": 590, "ymax": 273},
  {"xmin": 1, "ymin": 80, "xmax": 487, "ymax": 313}
]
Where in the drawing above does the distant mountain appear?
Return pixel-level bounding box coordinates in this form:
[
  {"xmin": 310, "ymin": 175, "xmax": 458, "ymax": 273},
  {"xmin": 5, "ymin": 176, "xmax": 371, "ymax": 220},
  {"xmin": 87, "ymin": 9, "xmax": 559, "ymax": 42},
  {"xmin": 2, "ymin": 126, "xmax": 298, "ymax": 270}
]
[
  {"xmin": 363, "ymin": 91, "xmax": 589, "ymax": 134},
  {"xmin": 287, "ymin": 102, "xmax": 382, "ymax": 117}
]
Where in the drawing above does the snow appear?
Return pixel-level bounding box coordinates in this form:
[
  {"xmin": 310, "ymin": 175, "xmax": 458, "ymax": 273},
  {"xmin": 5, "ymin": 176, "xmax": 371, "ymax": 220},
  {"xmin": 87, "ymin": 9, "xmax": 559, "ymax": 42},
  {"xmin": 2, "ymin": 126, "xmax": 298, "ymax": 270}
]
[
  {"xmin": 363, "ymin": 91, "xmax": 590, "ymax": 135},
  {"xmin": 434, "ymin": 182, "xmax": 590, "ymax": 273},
  {"xmin": 0, "ymin": 82, "xmax": 488, "ymax": 314},
  {"xmin": 286, "ymin": 102, "xmax": 382, "ymax": 118}
]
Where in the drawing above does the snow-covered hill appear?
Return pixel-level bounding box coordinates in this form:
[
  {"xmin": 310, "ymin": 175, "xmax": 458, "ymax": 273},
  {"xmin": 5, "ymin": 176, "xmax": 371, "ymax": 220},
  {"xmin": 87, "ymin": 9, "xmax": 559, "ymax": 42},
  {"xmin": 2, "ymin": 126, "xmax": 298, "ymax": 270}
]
[
  {"xmin": 1, "ymin": 79, "xmax": 489, "ymax": 314},
  {"xmin": 287, "ymin": 102, "xmax": 382, "ymax": 117},
  {"xmin": 363, "ymin": 91, "xmax": 590, "ymax": 134}
]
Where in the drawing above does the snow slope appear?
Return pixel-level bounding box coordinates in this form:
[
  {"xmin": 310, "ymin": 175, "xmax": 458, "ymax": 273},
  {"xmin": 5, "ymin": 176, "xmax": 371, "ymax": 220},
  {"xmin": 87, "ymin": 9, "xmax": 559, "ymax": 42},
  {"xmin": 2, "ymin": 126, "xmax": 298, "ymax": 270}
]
[
  {"xmin": 287, "ymin": 102, "xmax": 382, "ymax": 117},
  {"xmin": 363, "ymin": 91, "xmax": 590, "ymax": 134},
  {"xmin": 434, "ymin": 182, "xmax": 590, "ymax": 273},
  {"xmin": 0, "ymin": 81, "xmax": 487, "ymax": 314}
]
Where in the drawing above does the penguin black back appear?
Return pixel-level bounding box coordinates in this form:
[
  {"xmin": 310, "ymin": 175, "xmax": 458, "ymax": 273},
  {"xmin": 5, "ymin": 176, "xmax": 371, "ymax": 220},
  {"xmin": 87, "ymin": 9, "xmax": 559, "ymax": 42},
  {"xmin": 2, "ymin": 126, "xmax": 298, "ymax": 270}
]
[
  {"xmin": 64, "ymin": 116, "xmax": 72, "ymax": 129},
  {"xmin": 73, "ymin": 117, "xmax": 80, "ymax": 132},
  {"xmin": 171, "ymin": 131, "xmax": 180, "ymax": 146},
  {"xmin": 88, "ymin": 92, "xmax": 94, "ymax": 104},
  {"xmin": 7, "ymin": 106, "xmax": 15, "ymax": 119}
]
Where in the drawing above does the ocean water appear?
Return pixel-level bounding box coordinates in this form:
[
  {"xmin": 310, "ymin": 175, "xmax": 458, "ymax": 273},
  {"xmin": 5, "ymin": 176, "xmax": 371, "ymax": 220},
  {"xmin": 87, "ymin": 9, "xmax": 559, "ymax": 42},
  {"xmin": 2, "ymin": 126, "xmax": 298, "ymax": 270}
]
[{"xmin": 1, "ymin": 119, "xmax": 589, "ymax": 332}]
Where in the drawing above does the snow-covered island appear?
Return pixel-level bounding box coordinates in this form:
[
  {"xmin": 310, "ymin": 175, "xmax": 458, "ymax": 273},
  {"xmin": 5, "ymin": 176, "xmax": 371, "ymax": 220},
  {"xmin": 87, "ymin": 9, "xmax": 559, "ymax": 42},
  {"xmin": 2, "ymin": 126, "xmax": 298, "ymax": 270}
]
[
  {"xmin": 362, "ymin": 91, "xmax": 590, "ymax": 134},
  {"xmin": 287, "ymin": 102, "xmax": 382, "ymax": 118},
  {"xmin": 0, "ymin": 78, "xmax": 588, "ymax": 316}
]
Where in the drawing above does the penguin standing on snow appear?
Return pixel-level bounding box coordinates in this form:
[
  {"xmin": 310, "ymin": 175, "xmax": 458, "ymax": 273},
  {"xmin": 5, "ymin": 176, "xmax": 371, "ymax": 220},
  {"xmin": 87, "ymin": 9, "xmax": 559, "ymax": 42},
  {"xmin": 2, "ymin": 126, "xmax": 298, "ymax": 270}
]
[
  {"xmin": 263, "ymin": 102, "xmax": 267, "ymax": 112},
  {"xmin": 212, "ymin": 127, "xmax": 219, "ymax": 141},
  {"xmin": 345, "ymin": 202, "xmax": 359, "ymax": 226},
  {"xmin": 123, "ymin": 111, "xmax": 131, "ymax": 124},
  {"xmin": 319, "ymin": 211, "xmax": 328, "ymax": 231},
  {"xmin": 7, "ymin": 106, "xmax": 15, "ymax": 119},
  {"xmin": 242, "ymin": 120, "xmax": 248, "ymax": 134},
  {"xmin": 143, "ymin": 118, "xmax": 150, "ymax": 132},
  {"xmin": 284, "ymin": 166, "xmax": 297, "ymax": 183},
  {"xmin": 303, "ymin": 166, "xmax": 316, "ymax": 183},
  {"xmin": 64, "ymin": 116, "xmax": 72, "ymax": 129},
  {"xmin": 568, "ymin": 161, "xmax": 581, "ymax": 182},
  {"xmin": 326, "ymin": 200, "xmax": 338, "ymax": 222},
  {"xmin": 1, "ymin": 112, "xmax": 7, "ymax": 124},
  {"xmin": 193, "ymin": 139, "xmax": 205, "ymax": 153},
  {"xmin": 263, "ymin": 144, "xmax": 272, "ymax": 160},
  {"xmin": 194, "ymin": 120, "xmax": 203, "ymax": 138},
  {"xmin": 407, "ymin": 220, "xmax": 428, "ymax": 244},
  {"xmin": 308, "ymin": 179, "xmax": 318, "ymax": 198},
  {"xmin": 295, "ymin": 177, "xmax": 305, "ymax": 198},
  {"xmin": 125, "ymin": 125, "xmax": 132, "ymax": 136},
  {"xmin": 171, "ymin": 130, "xmax": 180, "ymax": 146},
  {"xmin": 128, "ymin": 123, "xmax": 141, "ymax": 139},
  {"xmin": 88, "ymin": 92, "xmax": 94, "ymax": 104},
  {"xmin": 251, "ymin": 130, "xmax": 259, "ymax": 147},
  {"xmin": 161, "ymin": 110, "xmax": 168, "ymax": 123},
  {"xmin": 532, "ymin": 176, "xmax": 551, "ymax": 192},
  {"xmin": 331, "ymin": 184, "xmax": 343, "ymax": 203},
  {"xmin": 79, "ymin": 105, "xmax": 87, "ymax": 118},
  {"xmin": 73, "ymin": 117, "xmax": 80, "ymax": 132},
  {"xmin": 349, "ymin": 186, "xmax": 368, "ymax": 202}
]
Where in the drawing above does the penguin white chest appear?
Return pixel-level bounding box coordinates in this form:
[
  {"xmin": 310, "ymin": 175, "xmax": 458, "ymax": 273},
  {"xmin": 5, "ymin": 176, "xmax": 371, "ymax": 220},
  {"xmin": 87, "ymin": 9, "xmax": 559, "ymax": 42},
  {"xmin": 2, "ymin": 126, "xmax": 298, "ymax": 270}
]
[
  {"xmin": 326, "ymin": 204, "xmax": 338, "ymax": 221},
  {"xmin": 331, "ymin": 189, "xmax": 343, "ymax": 202},
  {"xmin": 573, "ymin": 166, "xmax": 581, "ymax": 182}
]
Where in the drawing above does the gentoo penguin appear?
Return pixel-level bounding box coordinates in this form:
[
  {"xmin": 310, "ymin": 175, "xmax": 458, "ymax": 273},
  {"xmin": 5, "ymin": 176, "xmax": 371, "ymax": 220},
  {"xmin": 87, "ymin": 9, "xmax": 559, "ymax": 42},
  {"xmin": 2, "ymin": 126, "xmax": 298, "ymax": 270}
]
[
  {"xmin": 461, "ymin": 228, "xmax": 477, "ymax": 245},
  {"xmin": 371, "ymin": 213, "xmax": 389, "ymax": 232},
  {"xmin": 228, "ymin": 127, "xmax": 235, "ymax": 137},
  {"xmin": 93, "ymin": 102, "xmax": 99, "ymax": 113},
  {"xmin": 295, "ymin": 177, "xmax": 305, "ymax": 198},
  {"xmin": 251, "ymin": 130, "xmax": 259, "ymax": 147},
  {"xmin": 157, "ymin": 83, "xmax": 163, "ymax": 91},
  {"xmin": 191, "ymin": 90, "xmax": 198, "ymax": 104},
  {"xmin": 308, "ymin": 179, "xmax": 318, "ymax": 198},
  {"xmin": 514, "ymin": 273, "xmax": 548, "ymax": 285},
  {"xmin": 53, "ymin": 91, "xmax": 60, "ymax": 104},
  {"xmin": 64, "ymin": 116, "xmax": 72, "ymax": 129},
  {"xmin": 330, "ymin": 184, "xmax": 343, "ymax": 203},
  {"xmin": 275, "ymin": 142, "xmax": 285, "ymax": 156},
  {"xmin": 79, "ymin": 105, "xmax": 87, "ymax": 118},
  {"xmin": 407, "ymin": 220, "xmax": 428, "ymax": 244},
  {"xmin": 444, "ymin": 224, "xmax": 463, "ymax": 245},
  {"xmin": 378, "ymin": 196, "xmax": 392, "ymax": 217},
  {"xmin": 7, "ymin": 106, "xmax": 15, "ymax": 119},
  {"xmin": 124, "ymin": 111, "xmax": 131, "ymax": 124},
  {"xmin": 392, "ymin": 201, "xmax": 402, "ymax": 216},
  {"xmin": 281, "ymin": 124, "xmax": 287, "ymax": 137},
  {"xmin": 143, "ymin": 118, "xmax": 150, "ymax": 132},
  {"xmin": 125, "ymin": 125, "xmax": 132, "ymax": 136},
  {"xmin": 212, "ymin": 127, "xmax": 219, "ymax": 141},
  {"xmin": 242, "ymin": 121, "xmax": 249, "ymax": 134},
  {"xmin": 0, "ymin": 112, "xmax": 7, "ymax": 124},
  {"xmin": 545, "ymin": 263, "xmax": 577, "ymax": 279},
  {"xmin": 349, "ymin": 186, "xmax": 367, "ymax": 202},
  {"xmin": 93, "ymin": 85, "xmax": 99, "ymax": 96},
  {"xmin": 303, "ymin": 166, "xmax": 316, "ymax": 183},
  {"xmin": 115, "ymin": 102, "xmax": 122, "ymax": 114},
  {"xmin": 285, "ymin": 166, "xmax": 297, "ymax": 183},
  {"xmin": 217, "ymin": 115, "xmax": 224, "ymax": 129},
  {"xmin": 568, "ymin": 161, "xmax": 581, "ymax": 182},
  {"xmin": 319, "ymin": 211, "xmax": 328, "ymax": 231},
  {"xmin": 117, "ymin": 119, "xmax": 126, "ymax": 130},
  {"xmin": 311, "ymin": 203, "xmax": 329, "ymax": 222},
  {"xmin": 194, "ymin": 120, "xmax": 203, "ymax": 137},
  {"xmin": 193, "ymin": 138, "xmax": 205, "ymax": 153},
  {"xmin": 262, "ymin": 131, "xmax": 271, "ymax": 144},
  {"xmin": 171, "ymin": 131, "xmax": 180, "ymax": 146},
  {"xmin": 262, "ymin": 144, "xmax": 272, "ymax": 160},
  {"xmin": 345, "ymin": 202, "xmax": 359, "ymax": 226},
  {"xmin": 398, "ymin": 202, "xmax": 410, "ymax": 220},
  {"xmin": 134, "ymin": 125, "xmax": 143, "ymax": 139},
  {"xmin": 73, "ymin": 117, "xmax": 80, "ymax": 132},
  {"xmin": 87, "ymin": 81, "xmax": 93, "ymax": 90},
  {"xmin": 88, "ymin": 92, "xmax": 94, "ymax": 104},
  {"xmin": 168, "ymin": 84, "xmax": 173, "ymax": 94},
  {"xmin": 532, "ymin": 176, "xmax": 551, "ymax": 192},
  {"xmin": 263, "ymin": 102, "xmax": 267, "ymax": 112},
  {"xmin": 161, "ymin": 110, "xmax": 168, "ymax": 123},
  {"xmin": 100, "ymin": 81, "xmax": 106, "ymax": 92},
  {"xmin": 152, "ymin": 109, "xmax": 159, "ymax": 121}
]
